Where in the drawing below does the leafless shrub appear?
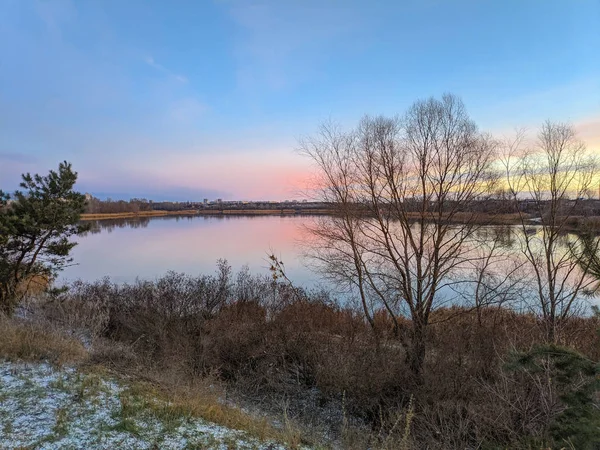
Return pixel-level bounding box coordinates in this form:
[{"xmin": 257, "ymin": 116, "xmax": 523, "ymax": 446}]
[
  {"xmin": 502, "ymin": 121, "xmax": 600, "ymax": 342},
  {"xmin": 38, "ymin": 261, "xmax": 600, "ymax": 449}
]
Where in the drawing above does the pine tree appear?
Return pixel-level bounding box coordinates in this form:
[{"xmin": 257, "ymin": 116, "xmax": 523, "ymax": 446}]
[
  {"xmin": 0, "ymin": 161, "xmax": 87, "ymax": 315},
  {"xmin": 510, "ymin": 344, "xmax": 600, "ymax": 448}
]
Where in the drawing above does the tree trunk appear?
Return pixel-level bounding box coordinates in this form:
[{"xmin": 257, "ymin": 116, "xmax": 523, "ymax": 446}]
[
  {"xmin": 546, "ymin": 315, "xmax": 556, "ymax": 343},
  {"xmin": 408, "ymin": 320, "xmax": 426, "ymax": 384}
]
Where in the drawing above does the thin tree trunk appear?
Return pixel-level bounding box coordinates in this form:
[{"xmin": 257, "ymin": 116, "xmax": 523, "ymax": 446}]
[{"xmin": 409, "ymin": 319, "xmax": 426, "ymax": 383}]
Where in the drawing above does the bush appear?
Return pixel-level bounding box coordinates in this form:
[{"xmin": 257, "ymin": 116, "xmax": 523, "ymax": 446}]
[{"xmin": 46, "ymin": 266, "xmax": 600, "ymax": 449}]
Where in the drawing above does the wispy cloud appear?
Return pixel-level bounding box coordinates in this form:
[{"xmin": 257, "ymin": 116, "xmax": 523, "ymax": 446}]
[{"xmin": 144, "ymin": 56, "xmax": 188, "ymax": 83}]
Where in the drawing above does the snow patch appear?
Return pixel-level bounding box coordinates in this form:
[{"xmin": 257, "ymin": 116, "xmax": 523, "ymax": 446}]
[{"xmin": 0, "ymin": 361, "xmax": 289, "ymax": 449}]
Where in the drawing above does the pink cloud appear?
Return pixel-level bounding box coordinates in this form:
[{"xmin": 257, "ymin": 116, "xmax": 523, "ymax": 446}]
[
  {"xmin": 575, "ymin": 117, "xmax": 600, "ymax": 153},
  {"xmin": 117, "ymin": 148, "xmax": 313, "ymax": 201}
]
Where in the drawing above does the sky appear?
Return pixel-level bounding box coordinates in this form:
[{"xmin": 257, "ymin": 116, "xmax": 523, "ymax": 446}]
[{"xmin": 0, "ymin": 0, "xmax": 599, "ymax": 201}]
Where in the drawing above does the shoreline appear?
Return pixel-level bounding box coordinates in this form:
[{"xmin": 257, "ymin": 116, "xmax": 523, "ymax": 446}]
[
  {"xmin": 80, "ymin": 209, "xmax": 333, "ymax": 220},
  {"xmin": 80, "ymin": 210, "xmax": 525, "ymax": 223},
  {"xmin": 80, "ymin": 211, "xmax": 600, "ymax": 230},
  {"xmin": 80, "ymin": 210, "xmax": 199, "ymax": 220}
]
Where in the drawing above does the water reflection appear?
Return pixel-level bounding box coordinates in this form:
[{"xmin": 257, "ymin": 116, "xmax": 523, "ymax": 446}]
[
  {"xmin": 84, "ymin": 217, "xmax": 152, "ymax": 234},
  {"xmin": 460, "ymin": 224, "xmax": 600, "ymax": 312},
  {"xmin": 67, "ymin": 215, "xmax": 316, "ymax": 286},
  {"xmin": 81, "ymin": 214, "xmax": 308, "ymax": 235},
  {"xmin": 472, "ymin": 225, "xmax": 515, "ymax": 249},
  {"xmin": 67, "ymin": 216, "xmax": 599, "ymax": 310}
]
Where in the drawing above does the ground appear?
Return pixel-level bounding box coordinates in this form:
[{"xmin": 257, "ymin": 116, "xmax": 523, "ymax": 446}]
[{"xmin": 0, "ymin": 361, "xmax": 289, "ymax": 450}]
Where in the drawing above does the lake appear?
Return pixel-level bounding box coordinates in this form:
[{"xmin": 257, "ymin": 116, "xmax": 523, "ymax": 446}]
[
  {"xmin": 64, "ymin": 215, "xmax": 320, "ymax": 287},
  {"xmin": 63, "ymin": 214, "xmax": 599, "ymax": 309}
]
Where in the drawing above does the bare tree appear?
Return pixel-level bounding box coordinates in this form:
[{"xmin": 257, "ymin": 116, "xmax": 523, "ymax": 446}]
[
  {"xmin": 503, "ymin": 121, "xmax": 599, "ymax": 342},
  {"xmin": 450, "ymin": 226, "xmax": 527, "ymax": 327},
  {"xmin": 300, "ymin": 94, "xmax": 498, "ymax": 379}
]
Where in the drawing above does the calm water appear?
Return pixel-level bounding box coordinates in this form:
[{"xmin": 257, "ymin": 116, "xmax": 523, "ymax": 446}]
[
  {"xmin": 63, "ymin": 215, "xmax": 599, "ymax": 309},
  {"xmin": 64, "ymin": 215, "xmax": 320, "ymax": 286}
]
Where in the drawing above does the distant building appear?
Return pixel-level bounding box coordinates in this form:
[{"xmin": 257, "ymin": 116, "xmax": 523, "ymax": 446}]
[
  {"xmin": 216, "ymin": 198, "xmax": 222, "ymax": 204},
  {"xmin": 203, "ymin": 198, "xmax": 208, "ymax": 204}
]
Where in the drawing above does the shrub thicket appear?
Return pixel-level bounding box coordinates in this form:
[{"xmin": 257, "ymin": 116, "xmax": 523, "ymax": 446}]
[{"xmin": 41, "ymin": 264, "xmax": 600, "ymax": 449}]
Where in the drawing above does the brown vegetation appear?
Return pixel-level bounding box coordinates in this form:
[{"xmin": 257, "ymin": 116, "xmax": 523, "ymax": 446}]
[
  {"xmin": 84, "ymin": 197, "xmax": 154, "ymax": 215},
  {"xmin": 30, "ymin": 267, "xmax": 600, "ymax": 449},
  {"xmin": 15, "ymin": 273, "xmax": 50, "ymax": 297},
  {"xmin": 398, "ymin": 211, "xmax": 528, "ymax": 225},
  {"xmin": 0, "ymin": 316, "xmax": 87, "ymax": 365}
]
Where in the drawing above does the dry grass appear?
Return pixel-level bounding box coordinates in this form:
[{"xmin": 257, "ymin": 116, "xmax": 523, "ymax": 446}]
[
  {"xmin": 130, "ymin": 380, "xmax": 303, "ymax": 448},
  {"xmin": 23, "ymin": 270, "xmax": 600, "ymax": 448},
  {"xmin": 0, "ymin": 314, "xmax": 307, "ymax": 448},
  {"xmin": 562, "ymin": 215, "xmax": 600, "ymax": 231},
  {"xmin": 397, "ymin": 211, "xmax": 529, "ymax": 225},
  {"xmin": 81, "ymin": 209, "xmax": 535, "ymax": 224},
  {"xmin": 79, "ymin": 351, "xmax": 306, "ymax": 449},
  {"xmin": 15, "ymin": 273, "xmax": 50, "ymax": 297},
  {"xmin": 0, "ymin": 316, "xmax": 87, "ymax": 365}
]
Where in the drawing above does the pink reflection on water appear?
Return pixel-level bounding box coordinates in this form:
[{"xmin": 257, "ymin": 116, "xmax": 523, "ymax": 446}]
[{"xmin": 65, "ymin": 215, "xmax": 315, "ymax": 285}]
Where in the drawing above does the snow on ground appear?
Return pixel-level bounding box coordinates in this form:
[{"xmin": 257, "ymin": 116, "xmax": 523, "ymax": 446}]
[{"xmin": 0, "ymin": 361, "xmax": 288, "ymax": 449}]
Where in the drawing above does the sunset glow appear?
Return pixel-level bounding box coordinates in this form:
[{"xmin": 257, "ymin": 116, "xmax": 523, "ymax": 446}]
[{"xmin": 1, "ymin": 0, "xmax": 598, "ymax": 200}]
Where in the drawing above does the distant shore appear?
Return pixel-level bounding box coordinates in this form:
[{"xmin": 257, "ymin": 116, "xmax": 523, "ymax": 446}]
[
  {"xmin": 80, "ymin": 211, "xmax": 600, "ymax": 230},
  {"xmin": 80, "ymin": 210, "xmax": 199, "ymax": 220},
  {"xmin": 80, "ymin": 210, "xmax": 524, "ymax": 224},
  {"xmin": 80, "ymin": 208, "xmax": 333, "ymax": 220}
]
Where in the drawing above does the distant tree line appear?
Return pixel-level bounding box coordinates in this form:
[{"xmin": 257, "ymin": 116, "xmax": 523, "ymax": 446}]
[
  {"xmin": 85, "ymin": 197, "xmax": 153, "ymax": 214},
  {"xmin": 150, "ymin": 201, "xmax": 199, "ymax": 211},
  {"xmin": 85, "ymin": 197, "xmax": 202, "ymax": 213},
  {"xmin": 85, "ymin": 197, "xmax": 332, "ymax": 214}
]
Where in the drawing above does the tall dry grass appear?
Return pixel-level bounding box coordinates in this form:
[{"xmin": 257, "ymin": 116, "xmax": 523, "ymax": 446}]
[{"xmin": 0, "ymin": 316, "xmax": 87, "ymax": 365}]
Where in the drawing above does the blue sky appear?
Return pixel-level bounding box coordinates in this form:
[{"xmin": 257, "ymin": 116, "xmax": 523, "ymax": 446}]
[{"xmin": 1, "ymin": 0, "xmax": 599, "ymax": 200}]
